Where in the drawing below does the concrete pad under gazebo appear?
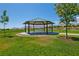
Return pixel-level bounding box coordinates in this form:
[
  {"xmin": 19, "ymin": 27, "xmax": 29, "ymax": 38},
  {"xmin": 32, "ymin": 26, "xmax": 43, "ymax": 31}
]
[{"xmin": 23, "ymin": 17, "xmax": 59, "ymax": 35}]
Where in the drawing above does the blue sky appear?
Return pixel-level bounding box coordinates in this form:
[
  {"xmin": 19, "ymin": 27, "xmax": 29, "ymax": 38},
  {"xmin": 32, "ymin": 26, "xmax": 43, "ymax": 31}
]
[{"xmin": 0, "ymin": 3, "xmax": 60, "ymax": 29}]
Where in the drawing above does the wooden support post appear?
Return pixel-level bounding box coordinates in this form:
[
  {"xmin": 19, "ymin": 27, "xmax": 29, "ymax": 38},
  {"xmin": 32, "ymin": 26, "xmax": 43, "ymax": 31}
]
[
  {"xmin": 52, "ymin": 24, "xmax": 53, "ymax": 32},
  {"xmin": 47, "ymin": 24, "xmax": 48, "ymax": 34},
  {"xmin": 28, "ymin": 24, "xmax": 29, "ymax": 34},
  {"xmin": 28, "ymin": 23, "xmax": 30, "ymax": 34},
  {"xmin": 25, "ymin": 24, "xmax": 26, "ymax": 33},
  {"xmin": 44, "ymin": 24, "xmax": 45, "ymax": 32},
  {"xmin": 46, "ymin": 22, "xmax": 48, "ymax": 34}
]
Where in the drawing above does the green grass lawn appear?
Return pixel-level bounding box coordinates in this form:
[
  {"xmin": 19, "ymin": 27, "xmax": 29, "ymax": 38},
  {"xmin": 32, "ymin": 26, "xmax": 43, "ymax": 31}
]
[
  {"xmin": 54, "ymin": 30, "xmax": 79, "ymax": 34},
  {"xmin": 0, "ymin": 29, "xmax": 79, "ymax": 56}
]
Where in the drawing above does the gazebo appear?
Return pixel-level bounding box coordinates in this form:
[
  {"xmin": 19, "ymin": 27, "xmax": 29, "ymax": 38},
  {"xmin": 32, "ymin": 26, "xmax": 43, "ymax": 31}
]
[{"xmin": 23, "ymin": 17, "xmax": 54, "ymax": 34}]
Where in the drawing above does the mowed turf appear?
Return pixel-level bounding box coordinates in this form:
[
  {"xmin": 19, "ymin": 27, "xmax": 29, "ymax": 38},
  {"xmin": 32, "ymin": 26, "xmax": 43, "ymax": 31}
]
[
  {"xmin": 54, "ymin": 30, "xmax": 79, "ymax": 34},
  {"xmin": 0, "ymin": 29, "xmax": 79, "ymax": 56}
]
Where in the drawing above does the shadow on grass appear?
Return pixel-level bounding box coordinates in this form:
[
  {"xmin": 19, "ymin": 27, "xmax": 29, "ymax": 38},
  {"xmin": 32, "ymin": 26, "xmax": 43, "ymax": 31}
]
[
  {"xmin": 57, "ymin": 35, "xmax": 79, "ymax": 41},
  {"xmin": 71, "ymin": 37, "xmax": 79, "ymax": 41},
  {"xmin": 5, "ymin": 35, "xmax": 15, "ymax": 38},
  {"xmin": 0, "ymin": 35, "xmax": 16, "ymax": 38}
]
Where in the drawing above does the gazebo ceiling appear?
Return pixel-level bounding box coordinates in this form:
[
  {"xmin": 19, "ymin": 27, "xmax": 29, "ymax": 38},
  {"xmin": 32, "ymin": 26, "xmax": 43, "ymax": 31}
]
[{"xmin": 23, "ymin": 17, "xmax": 54, "ymax": 25}]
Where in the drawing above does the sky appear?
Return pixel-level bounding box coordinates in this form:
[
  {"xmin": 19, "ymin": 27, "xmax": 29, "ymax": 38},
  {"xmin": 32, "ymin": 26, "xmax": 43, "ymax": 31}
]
[{"xmin": 0, "ymin": 3, "xmax": 60, "ymax": 29}]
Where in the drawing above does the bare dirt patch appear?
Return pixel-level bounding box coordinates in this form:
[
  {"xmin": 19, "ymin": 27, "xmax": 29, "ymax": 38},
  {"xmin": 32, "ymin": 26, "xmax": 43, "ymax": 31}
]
[
  {"xmin": 0, "ymin": 43, "xmax": 10, "ymax": 51},
  {"xmin": 33, "ymin": 36, "xmax": 53, "ymax": 46},
  {"xmin": 58, "ymin": 35, "xmax": 77, "ymax": 43},
  {"xmin": 36, "ymin": 36, "xmax": 52, "ymax": 43}
]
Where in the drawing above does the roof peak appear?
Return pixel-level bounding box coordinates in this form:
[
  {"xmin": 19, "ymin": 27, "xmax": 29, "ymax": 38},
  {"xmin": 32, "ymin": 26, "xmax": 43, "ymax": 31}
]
[{"xmin": 31, "ymin": 17, "xmax": 48, "ymax": 21}]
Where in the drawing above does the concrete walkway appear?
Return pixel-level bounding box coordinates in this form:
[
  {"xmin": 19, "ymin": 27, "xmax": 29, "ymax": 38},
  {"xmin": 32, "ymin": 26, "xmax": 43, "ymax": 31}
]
[
  {"xmin": 60, "ymin": 33, "xmax": 79, "ymax": 36},
  {"xmin": 16, "ymin": 32, "xmax": 49, "ymax": 37},
  {"xmin": 16, "ymin": 32, "xmax": 79, "ymax": 37}
]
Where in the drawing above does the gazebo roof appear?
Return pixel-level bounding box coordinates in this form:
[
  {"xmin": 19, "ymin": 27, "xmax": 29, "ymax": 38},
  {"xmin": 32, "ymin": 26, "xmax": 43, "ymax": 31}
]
[
  {"xmin": 32, "ymin": 17, "xmax": 48, "ymax": 21},
  {"xmin": 24, "ymin": 17, "xmax": 54, "ymax": 25}
]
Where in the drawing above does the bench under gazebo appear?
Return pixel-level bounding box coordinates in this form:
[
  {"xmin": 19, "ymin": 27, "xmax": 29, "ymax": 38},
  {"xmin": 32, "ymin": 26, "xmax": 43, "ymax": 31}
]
[{"xmin": 23, "ymin": 17, "xmax": 58, "ymax": 35}]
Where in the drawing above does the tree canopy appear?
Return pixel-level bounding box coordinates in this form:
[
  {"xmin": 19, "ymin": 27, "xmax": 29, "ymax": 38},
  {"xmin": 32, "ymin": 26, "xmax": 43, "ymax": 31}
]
[
  {"xmin": 0, "ymin": 10, "xmax": 9, "ymax": 24},
  {"xmin": 55, "ymin": 3, "xmax": 79, "ymax": 39},
  {"xmin": 55, "ymin": 3, "xmax": 79, "ymax": 24}
]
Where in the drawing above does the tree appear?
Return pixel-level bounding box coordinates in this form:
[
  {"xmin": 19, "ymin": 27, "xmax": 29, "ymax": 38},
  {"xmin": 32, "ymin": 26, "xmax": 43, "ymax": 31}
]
[
  {"xmin": 0, "ymin": 10, "xmax": 9, "ymax": 36},
  {"xmin": 55, "ymin": 3, "xmax": 79, "ymax": 39}
]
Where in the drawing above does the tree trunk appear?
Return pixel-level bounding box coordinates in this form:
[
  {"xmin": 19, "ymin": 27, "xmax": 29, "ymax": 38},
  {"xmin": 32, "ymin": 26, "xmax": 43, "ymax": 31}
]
[
  {"xmin": 4, "ymin": 23, "xmax": 6, "ymax": 37},
  {"xmin": 66, "ymin": 20, "xmax": 68, "ymax": 39}
]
